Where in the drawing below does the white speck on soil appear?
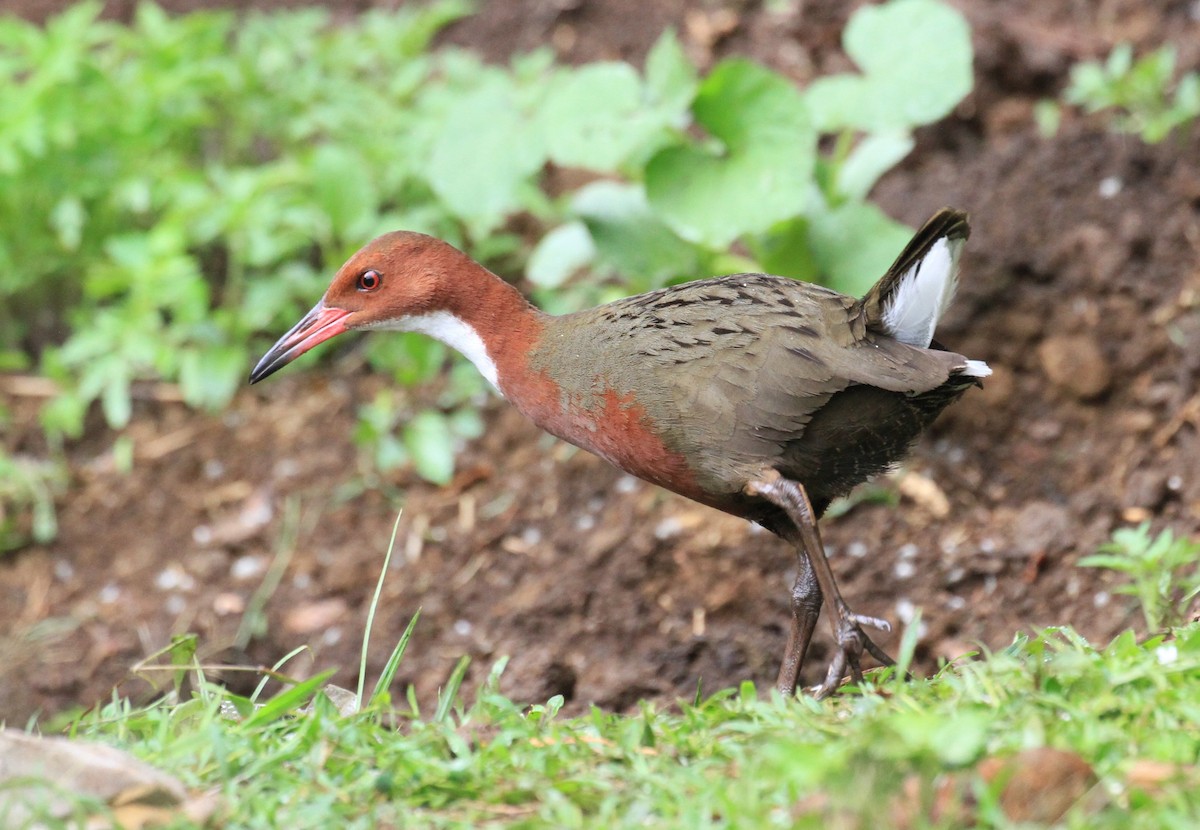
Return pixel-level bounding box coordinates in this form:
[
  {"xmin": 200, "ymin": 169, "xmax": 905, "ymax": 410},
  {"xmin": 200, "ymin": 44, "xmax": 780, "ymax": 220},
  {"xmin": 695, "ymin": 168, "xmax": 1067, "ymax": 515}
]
[
  {"xmin": 231, "ymin": 555, "xmax": 267, "ymax": 582},
  {"xmin": 1167, "ymin": 475, "xmax": 1183, "ymax": 491},
  {"xmin": 98, "ymin": 583, "xmax": 120, "ymax": 604},
  {"xmin": 322, "ymin": 627, "xmax": 343, "ymax": 646},
  {"xmin": 847, "ymin": 541, "xmax": 868, "ymax": 558},
  {"xmin": 521, "ymin": 526, "xmax": 543, "ymax": 547},
  {"xmin": 273, "ymin": 458, "xmax": 300, "ymax": 479},
  {"xmin": 192, "ymin": 525, "xmax": 213, "ymax": 545},
  {"xmin": 164, "ymin": 594, "xmax": 186, "ymax": 615},
  {"xmin": 575, "ymin": 514, "xmax": 596, "ymax": 532},
  {"xmin": 896, "ymin": 598, "xmax": 916, "ymax": 623},
  {"xmin": 1098, "ymin": 175, "xmax": 1122, "ymax": 198},
  {"xmin": 898, "ymin": 543, "xmax": 919, "ymax": 560},
  {"xmin": 293, "ymin": 572, "xmax": 311, "ymax": 589},
  {"xmin": 984, "ymin": 575, "xmax": 997, "ymax": 595},
  {"xmin": 894, "ymin": 560, "xmax": 916, "ymax": 579},
  {"xmin": 945, "ymin": 595, "xmax": 966, "ymax": 611},
  {"xmin": 979, "ymin": 537, "xmax": 998, "ymax": 554},
  {"xmin": 655, "ymin": 517, "xmax": 683, "ymax": 540},
  {"xmin": 203, "ymin": 459, "xmax": 225, "ymax": 479},
  {"xmin": 454, "ymin": 619, "xmax": 472, "ymax": 636},
  {"xmin": 615, "ymin": 475, "xmax": 638, "ymax": 494},
  {"xmin": 53, "ymin": 559, "xmax": 74, "ymax": 582},
  {"xmin": 1094, "ymin": 591, "xmax": 1110, "ymax": 608},
  {"xmin": 156, "ymin": 565, "xmax": 194, "ymax": 592}
]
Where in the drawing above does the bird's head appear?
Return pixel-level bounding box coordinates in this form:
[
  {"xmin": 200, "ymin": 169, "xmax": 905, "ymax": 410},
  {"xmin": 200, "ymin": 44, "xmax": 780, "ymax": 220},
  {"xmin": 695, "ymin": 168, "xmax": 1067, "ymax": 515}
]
[{"xmin": 249, "ymin": 231, "xmax": 459, "ymax": 383}]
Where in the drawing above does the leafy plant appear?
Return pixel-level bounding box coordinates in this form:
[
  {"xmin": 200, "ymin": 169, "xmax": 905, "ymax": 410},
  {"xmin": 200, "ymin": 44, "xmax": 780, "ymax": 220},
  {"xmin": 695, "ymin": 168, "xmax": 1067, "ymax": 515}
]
[
  {"xmin": 1059, "ymin": 44, "xmax": 1200, "ymax": 143},
  {"xmin": 1, "ymin": 0, "xmax": 974, "ymax": 543},
  {"xmin": 528, "ymin": 0, "xmax": 974, "ymax": 300},
  {"xmin": 0, "ymin": 453, "xmax": 66, "ymax": 552},
  {"xmin": 1079, "ymin": 523, "xmax": 1200, "ymax": 631}
]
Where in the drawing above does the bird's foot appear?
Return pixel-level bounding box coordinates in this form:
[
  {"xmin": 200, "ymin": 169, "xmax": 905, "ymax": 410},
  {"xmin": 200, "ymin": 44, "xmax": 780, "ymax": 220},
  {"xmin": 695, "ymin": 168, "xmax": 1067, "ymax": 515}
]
[{"xmin": 812, "ymin": 607, "xmax": 895, "ymax": 699}]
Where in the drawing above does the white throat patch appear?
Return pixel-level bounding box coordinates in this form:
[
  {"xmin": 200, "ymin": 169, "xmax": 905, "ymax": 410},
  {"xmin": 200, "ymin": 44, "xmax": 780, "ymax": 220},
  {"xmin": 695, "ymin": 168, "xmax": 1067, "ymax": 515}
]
[{"xmin": 377, "ymin": 311, "xmax": 501, "ymax": 392}]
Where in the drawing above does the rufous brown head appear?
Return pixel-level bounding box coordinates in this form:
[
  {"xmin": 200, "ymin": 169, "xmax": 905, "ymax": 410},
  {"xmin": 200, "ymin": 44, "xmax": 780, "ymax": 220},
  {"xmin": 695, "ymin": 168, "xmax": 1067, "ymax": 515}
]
[{"xmin": 249, "ymin": 231, "xmax": 459, "ymax": 383}]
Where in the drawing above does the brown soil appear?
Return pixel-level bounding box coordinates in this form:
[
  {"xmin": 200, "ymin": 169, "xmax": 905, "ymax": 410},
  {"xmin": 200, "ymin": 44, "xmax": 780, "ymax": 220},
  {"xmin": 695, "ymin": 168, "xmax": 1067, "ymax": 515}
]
[{"xmin": 2, "ymin": 0, "xmax": 1199, "ymax": 724}]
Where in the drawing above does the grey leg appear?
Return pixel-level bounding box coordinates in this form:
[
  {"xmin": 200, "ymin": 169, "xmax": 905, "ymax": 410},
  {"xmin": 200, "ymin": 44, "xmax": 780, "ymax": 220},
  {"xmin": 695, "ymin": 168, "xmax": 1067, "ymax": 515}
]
[
  {"xmin": 776, "ymin": 553, "xmax": 822, "ymax": 696},
  {"xmin": 748, "ymin": 471, "xmax": 895, "ymax": 698}
]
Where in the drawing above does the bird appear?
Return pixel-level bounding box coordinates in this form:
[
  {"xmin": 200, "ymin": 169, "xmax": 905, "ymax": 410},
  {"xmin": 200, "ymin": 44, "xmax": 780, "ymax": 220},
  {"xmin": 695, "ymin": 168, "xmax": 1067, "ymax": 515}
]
[{"xmin": 250, "ymin": 208, "xmax": 990, "ymax": 698}]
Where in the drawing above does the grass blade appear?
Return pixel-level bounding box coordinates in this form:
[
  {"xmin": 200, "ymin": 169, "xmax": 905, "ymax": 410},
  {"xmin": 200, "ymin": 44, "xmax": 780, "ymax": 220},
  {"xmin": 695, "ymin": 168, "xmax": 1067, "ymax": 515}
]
[
  {"xmin": 357, "ymin": 507, "xmax": 405, "ymax": 711},
  {"xmin": 368, "ymin": 609, "xmax": 421, "ymax": 708},
  {"xmin": 435, "ymin": 656, "xmax": 470, "ymax": 723}
]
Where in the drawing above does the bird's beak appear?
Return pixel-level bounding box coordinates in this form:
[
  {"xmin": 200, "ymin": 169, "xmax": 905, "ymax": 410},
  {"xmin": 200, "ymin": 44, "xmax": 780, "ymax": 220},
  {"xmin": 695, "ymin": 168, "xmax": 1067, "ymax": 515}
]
[{"xmin": 249, "ymin": 301, "xmax": 352, "ymax": 384}]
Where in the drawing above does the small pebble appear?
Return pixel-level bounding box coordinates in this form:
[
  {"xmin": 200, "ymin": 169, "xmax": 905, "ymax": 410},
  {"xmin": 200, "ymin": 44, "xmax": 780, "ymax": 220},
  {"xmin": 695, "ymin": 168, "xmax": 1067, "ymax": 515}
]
[
  {"xmin": 231, "ymin": 555, "xmax": 267, "ymax": 581},
  {"xmin": 155, "ymin": 565, "xmax": 195, "ymax": 592},
  {"xmin": 1098, "ymin": 176, "xmax": 1122, "ymax": 198},
  {"xmin": 655, "ymin": 517, "xmax": 683, "ymax": 540},
  {"xmin": 1037, "ymin": 334, "xmax": 1111, "ymax": 400}
]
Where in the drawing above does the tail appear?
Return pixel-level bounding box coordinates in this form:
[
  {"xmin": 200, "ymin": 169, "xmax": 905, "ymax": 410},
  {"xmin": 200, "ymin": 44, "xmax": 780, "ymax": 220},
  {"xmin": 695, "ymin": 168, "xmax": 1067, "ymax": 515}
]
[{"xmin": 860, "ymin": 208, "xmax": 970, "ymax": 350}]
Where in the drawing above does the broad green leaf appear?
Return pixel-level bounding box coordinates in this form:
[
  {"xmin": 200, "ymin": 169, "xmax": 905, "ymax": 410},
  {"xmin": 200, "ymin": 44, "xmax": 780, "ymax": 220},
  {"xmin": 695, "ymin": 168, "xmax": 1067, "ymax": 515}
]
[
  {"xmin": 645, "ymin": 28, "xmax": 697, "ymax": 115},
  {"xmin": 807, "ymin": 201, "xmax": 913, "ymax": 296},
  {"xmin": 747, "ymin": 217, "xmax": 819, "ymax": 283},
  {"xmin": 427, "ymin": 76, "xmax": 545, "ymax": 234},
  {"xmin": 835, "ymin": 131, "xmax": 914, "ymax": 201},
  {"xmin": 537, "ymin": 63, "xmax": 649, "ymax": 171},
  {"xmin": 572, "ymin": 181, "xmax": 700, "ymax": 290},
  {"xmin": 179, "ymin": 343, "xmax": 246, "ymax": 410},
  {"xmin": 527, "ymin": 221, "xmax": 595, "ymax": 289},
  {"xmin": 805, "ymin": 0, "xmax": 972, "ymax": 132},
  {"xmin": 404, "ymin": 409, "xmax": 455, "ymax": 485},
  {"xmin": 310, "ymin": 144, "xmax": 377, "ymax": 240},
  {"xmin": 646, "ymin": 59, "xmax": 814, "ymax": 248}
]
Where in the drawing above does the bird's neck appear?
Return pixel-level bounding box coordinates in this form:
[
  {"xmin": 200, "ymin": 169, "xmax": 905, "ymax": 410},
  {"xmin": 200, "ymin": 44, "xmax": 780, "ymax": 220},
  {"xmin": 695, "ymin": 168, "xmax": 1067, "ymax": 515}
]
[{"xmin": 404, "ymin": 260, "xmax": 548, "ymax": 400}]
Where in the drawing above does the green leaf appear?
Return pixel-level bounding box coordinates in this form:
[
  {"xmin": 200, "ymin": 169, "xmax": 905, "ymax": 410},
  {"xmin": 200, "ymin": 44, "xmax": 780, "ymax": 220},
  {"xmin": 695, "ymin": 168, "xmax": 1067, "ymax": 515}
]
[
  {"xmin": 807, "ymin": 201, "xmax": 913, "ymax": 296},
  {"xmin": 572, "ymin": 181, "xmax": 701, "ymax": 290},
  {"xmin": 805, "ymin": 0, "xmax": 972, "ymax": 132},
  {"xmin": 645, "ymin": 28, "xmax": 697, "ymax": 114},
  {"xmin": 646, "ymin": 59, "xmax": 814, "ymax": 247},
  {"xmin": 527, "ymin": 221, "xmax": 596, "ymax": 289},
  {"xmin": 537, "ymin": 63, "xmax": 649, "ymax": 170},
  {"xmin": 404, "ymin": 409, "xmax": 456, "ymax": 485},
  {"xmin": 427, "ymin": 76, "xmax": 545, "ymax": 235},
  {"xmin": 179, "ymin": 343, "xmax": 246, "ymax": 410},
  {"xmin": 310, "ymin": 144, "xmax": 378, "ymax": 240},
  {"xmin": 834, "ymin": 131, "xmax": 914, "ymax": 201},
  {"xmin": 747, "ymin": 217, "xmax": 818, "ymax": 282}
]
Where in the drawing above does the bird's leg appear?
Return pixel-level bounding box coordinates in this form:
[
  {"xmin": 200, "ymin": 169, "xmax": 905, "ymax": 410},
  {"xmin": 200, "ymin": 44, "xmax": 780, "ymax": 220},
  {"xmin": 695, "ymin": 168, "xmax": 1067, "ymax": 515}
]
[
  {"xmin": 747, "ymin": 471, "xmax": 895, "ymax": 698},
  {"xmin": 776, "ymin": 553, "xmax": 822, "ymax": 696}
]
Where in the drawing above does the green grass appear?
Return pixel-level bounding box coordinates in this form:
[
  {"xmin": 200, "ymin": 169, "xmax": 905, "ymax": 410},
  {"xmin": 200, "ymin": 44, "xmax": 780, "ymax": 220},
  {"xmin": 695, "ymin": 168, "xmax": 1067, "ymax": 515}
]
[
  {"xmin": 36, "ymin": 624, "xmax": 1200, "ymax": 828},
  {"xmin": 14, "ymin": 524, "xmax": 1200, "ymax": 826}
]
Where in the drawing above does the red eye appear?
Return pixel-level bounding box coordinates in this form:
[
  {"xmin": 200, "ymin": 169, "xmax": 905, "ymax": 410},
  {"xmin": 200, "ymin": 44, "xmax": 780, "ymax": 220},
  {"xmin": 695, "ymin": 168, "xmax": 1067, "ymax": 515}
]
[{"xmin": 357, "ymin": 269, "xmax": 382, "ymax": 292}]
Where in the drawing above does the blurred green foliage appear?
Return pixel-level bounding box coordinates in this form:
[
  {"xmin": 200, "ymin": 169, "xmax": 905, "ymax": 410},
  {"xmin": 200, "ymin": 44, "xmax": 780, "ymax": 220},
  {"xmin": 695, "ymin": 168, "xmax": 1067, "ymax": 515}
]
[
  {"xmin": 1054, "ymin": 44, "xmax": 1200, "ymax": 143},
  {"xmin": 0, "ymin": 0, "xmax": 973, "ymax": 545},
  {"xmin": 1080, "ymin": 524, "xmax": 1200, "ymax": 631}
]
